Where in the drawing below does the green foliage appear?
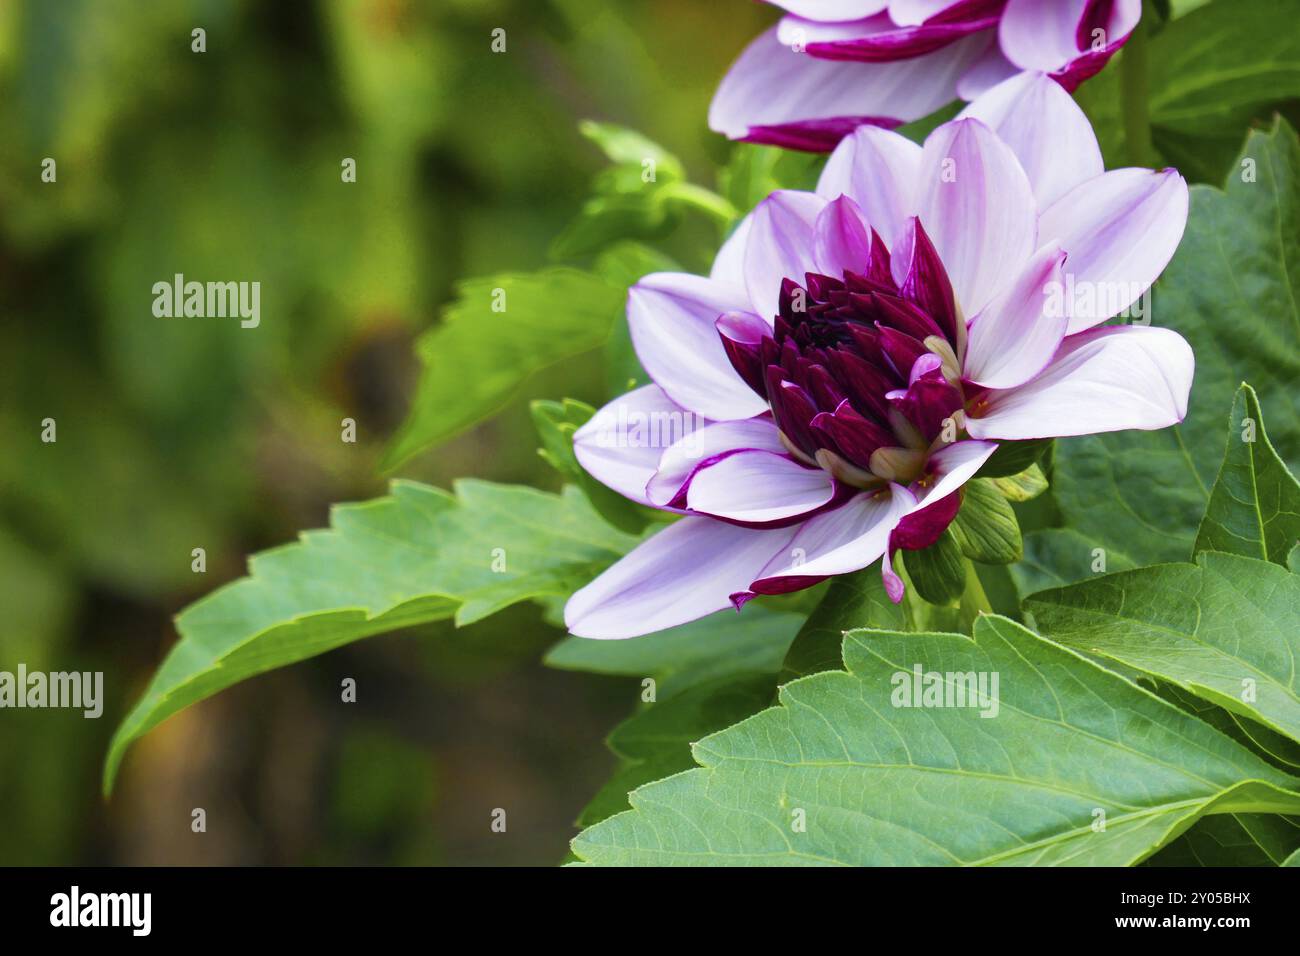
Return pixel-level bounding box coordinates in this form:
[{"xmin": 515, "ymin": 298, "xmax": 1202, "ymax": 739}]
[
  {"xmin": 949, "ymin": 480, "xmax": 1023, "ymax": 565},
  {"xmin": 1028, "ymin": 552, "xmax": 1300, "ymax": 747},
  {"xmin": 572, "ymin": 616, "xmax": 1300, "ymax": 866},
  {"xmin": 1029, "ymin": 119, "xmax": 1300, "ymax": 585},
  {"xmin": 1194, "ymin": 384, "xmax": 1300, "ymax": 564},
  {"xmin": 382, "ymin": 270, "xmax": 627, "ymax": 469},
  {"xmin": 902, "ymin": 529, "xmax": 967, "ymax": 604},
  {"xmin": 1076, "ymin": 0, "xmax": 1300, "ymax": 182},
  {"xmin": 778, "ymin": 570, "xmax": 908, "ymax": 681},
  {"xmin": 104, "ymin": 480, "xmax": 637, "ymax": 793}
]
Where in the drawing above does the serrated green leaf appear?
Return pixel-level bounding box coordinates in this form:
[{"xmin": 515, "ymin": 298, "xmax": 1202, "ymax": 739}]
[
  {"xmin": 989, "ymin": 464, "xmax": 1049, "ymax": 502},
  {"xmin": 779, "ymin": 568, "xmax": 909, "ymax": 682},
  {"xmin": 531, "ymin": 398, "xmax": 649, "ymax": 535},
  {"xmin": 105, "ymin": 480, "xmax": 638, "ymax": 794},
  {"xmin": 1194, "ymin": 384, "xmax": 1300, "ymax": 565},
  {"xmin": 577, "ymin": 673, "xmax": 777, "ymax": 828},
  {"xmin": 902, "ymin": 529, "xmax": 966, "ymax": 604},
  {"xmin": 1043, "ymin": 119, "xmax": 1300, "ymax": 582},
  {"xmin": 382, "ymin": 269, "xmax": 626, "ymax": 469},
  {"xmin": 1027, "ymin": 552, "xmax": 1300, "ymax": 746},
  {"xmin": 950, "ymin": 480, "xmax": 1022, "ymax": 564},
  {"xmin": 572, "ymin": 615, "xmax": 1300, "ymax": 866}
]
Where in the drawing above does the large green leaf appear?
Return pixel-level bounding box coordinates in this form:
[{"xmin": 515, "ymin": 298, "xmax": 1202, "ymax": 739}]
[
  {"xmin": 1147, "ymin": 813, "xmax": 1300, "ymax": 866},
  {"xmin": 545, "ymin": 605, "xmax": 804, "ymax": 700},
  {"xmin": 105, "ymin": 480, "xmax": 637, "ymax": 793},
  {"xmin": 1038, "ymin": 118, "xmax": 1300, "ymax": 580},
  {"xmin": 381, "ymin": 269, "xmax": 627, "ymax": 469},
  {"xmin": 1194, "ymin": 384, "xmax": 1300, "ymax": 565},
  {"xmin": 1076, "ymin": 0, "xmax": 1300, "ymax": 182},
  {"xmin": 571, "ymin": 615, "xmax": 1300, "ymax": 866},
  {"xmin": 1027, "ymin": 552, "xmax": 1300, "ymax": 746}
]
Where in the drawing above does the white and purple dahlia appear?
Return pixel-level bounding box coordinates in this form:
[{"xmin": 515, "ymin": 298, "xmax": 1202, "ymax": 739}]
[
  {"xmin": 711, "ymin": 0, "xmax": 1141, "ymax": 150},
  {"xmin": 566, "ymin": 72, "xmax": 1191, "ymax": 639}
]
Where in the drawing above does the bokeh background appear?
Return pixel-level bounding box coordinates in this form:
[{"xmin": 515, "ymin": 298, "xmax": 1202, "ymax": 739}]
[{"xmin": 0, "ymin": 0, "xmax": 775, "ymax": 865}]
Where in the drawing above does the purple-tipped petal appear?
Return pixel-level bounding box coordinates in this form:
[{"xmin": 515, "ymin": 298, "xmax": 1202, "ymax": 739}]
[
  {"xmin": 916, "ymin": 117, "xmax": 1038, "ymax": 316},
  {"xmin": 817, "ymin": 125, "xmax": 921, "ymax": 249},
  {"xmin": 717, "ymin": 310, "xmax": 771, "ymax": 396},
  {"xmin": 790, "ymin": 13, "xmax": 998, "ymax": 62},
  {"xmin": 574, "ymin": 385, "xmax": 706, "ymax": 507},
  {"xmin": 958, "ymin": 71, "xmax": 1102, "ymax": 207},
  {"xmin": 811, "ymin": 399, "xmax": 896, "ymax": 468},
  {"xmin": 744, "ymin": 190, "xmax": 826, "ymax": 321},
  {"xmin": 889, "ymin": 484, "xmax": 964, "ymax": 550},
  {"xmin": 999, "ymin": 0, "xmax": 1140, "ymax": 75},
  {"xmin": 628, "ymin": 272, "xmax": 770, "ymax": 421},
  {"xmin": 1038, "ymin": 168, "xmax": 1189, "ymax": 334},
  {"xmin": 888, "ymin": 218, "xmax": 959, "ymax": 341},
  {"xmin": 910, "ymin": 438, "xmax": 999, "ymax": 507},
  {"xmin": 686, "ymin": 450, "xmax": 836, "ymax": 524},
  {"xmin": 645, "ymin": 416, "xmax": 786, "ymax": 508},
  {"xmin": 813, "ymin": 194, "xmax": 875, "ymax": 277},
  {"xmin": 963, "ymin": 241, "xmax": 1069, "ymax": 389},
  {"xmin": 750, "ymin": 484, "xmax": 916, "ymax": 589},
  {"xmin": 565, "ymin": 517, "xmax": 797, "ymax": 639},
  {"xmin": 966, "ymin": 325, "xmax": 1194, "ymax": 440},
  {"xmin": 710, "ymin": 26, "xmax": 990, "ymax": 149}
]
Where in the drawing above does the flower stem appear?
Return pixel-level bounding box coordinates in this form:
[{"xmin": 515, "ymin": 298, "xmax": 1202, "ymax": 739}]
[
  {"xmin": 659, "ymin": 181, "xmax": 739, "ymax": 227},
  {"xmin": 1119, "ymin": 8, "xmax": 1155, "ymax": 168},
  {"xmin": 958, "ymin": 559, "xmax": 993, "ymax": 633}
]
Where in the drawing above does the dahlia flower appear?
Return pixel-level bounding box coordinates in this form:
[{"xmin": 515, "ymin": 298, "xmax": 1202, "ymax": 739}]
[
  {"xmin": 711, "ymin": 0, "xmax": 1141, "ymax": 150},
  {"xmin": 566, "ymin": 72, "xmax": 1190, "ymax": 639}
]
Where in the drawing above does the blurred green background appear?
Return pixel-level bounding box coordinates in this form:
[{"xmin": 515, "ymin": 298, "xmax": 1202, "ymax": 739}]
[{"xmin": 0, "ymin": 0, "xmax": 773, "ymax": 865}]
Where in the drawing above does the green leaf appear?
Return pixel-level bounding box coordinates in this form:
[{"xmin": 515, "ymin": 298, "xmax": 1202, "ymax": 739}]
[
  {"xmin": 105, "ymin": 480, "xmax": 638, "ymax": 794},
  {"xmin": 1147, "ymin": 813, "xmax": 1300, "ymax": 866},
  {"xmin": 577, "ymin": 121, "xmax": 685, "ymax": 177},
  {"xmin": 949, "ymin": 480, "xmax": 1022, "ymax": 564},
  {"xmin": 718, "ymin": 144, "xmax": 825, "ymax": 218},
  {"xmin": 571, "ymin": 615, "xmax": 1300, "ymax": 866},
  {"xmin": 1027, "ymin": 551, "xmax": 1300, "ymax": 745},
  {"xmin": 1195, "ymin": 384, "xmax": 1300, "ymax": 565},
  {"xmin": 1285, "ymin": 848, "xmax": 1300, "ymax": 866},
  {"xmin": 382, "ymin": 269, "xmax": 626, "ymax": 469},
  {"xmin": 531, "ymin": 398, "xmax": 649, "ymax": 534},
  {"xmin": 975, "ymin": 438, "xmax": 1052, "ymax": 478},
  {"xmin": 545, "ymin": 604, "xmax": 804, "ymax": 700},
  {"xmin": 989, "ymin": 464, "xmax": 1049, "ymax": 503},
  {"xmin": 902, "ymin": 529, "xmax": 966, "ymax": 604},
  {"xmin": 1042, "ymin": 119, "xmax": 1300, "ymax": 580},
  {"xmin": 577, "ymin": 674, "xmax": 777, "ymax": 828},
  {"xmin": 778, "ymin": 569, "xmax": 909, "ymax": 682},
  {"xmin": 1076, "ymin": 0, "xmax": 1300, "ymax": 183}
]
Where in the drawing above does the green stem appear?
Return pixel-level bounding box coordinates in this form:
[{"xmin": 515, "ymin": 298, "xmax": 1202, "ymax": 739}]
[
  {"xmin": 1119, "ymin": 7, "xmax": 1155, "ymax": 168},
  {"xmin": 659, "ymin": 181, "xmax": 739, "ymax": 227},
  {"xmin": 958, "ymin": 559, "xmax": 993, "ymax": 634}
]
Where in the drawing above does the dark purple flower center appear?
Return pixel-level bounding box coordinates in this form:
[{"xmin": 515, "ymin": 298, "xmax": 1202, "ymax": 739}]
[{"xmin": 721, "ymin": 221, "xmax": 971, "ymax": 492}]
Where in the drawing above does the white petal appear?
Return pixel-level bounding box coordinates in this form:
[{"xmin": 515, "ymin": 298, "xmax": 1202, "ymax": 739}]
[
  {"xmin": 817, "ymin": 125, "xmax": 922, "ymax": 249},
  {"xmin": 574, "ymin": 385, "xmax": 704, "ymax": 506},
  {"xmin": 911, "ymin": 439, "xmax": 998, "ymax": 509},
  {"xmin": 958, "ymin": 71, "xmax": 1102, "ymax": 208},
  {"xmin": 628, "ymin": 272, "xmax": 770, "ymax": 420},
  {"xmin": 963, "ymin": 242, "xmax": 1069, "ymax": 389},
  {"xmin": 564, "ymin": 518, "xmax": 795, "ymax": 639},
  {"xmin": 743, "ymin": 190, "xmax": 826, "ymax": 320},
  {"xmin": 1038, "ymin": 167, "xmax": 1189, "ymax": 334},
  {"xmin": 916, "ymin": 117, "xmax": 1037, "ymax": 315},
  {"xmin": 753, "ymin": 485, "xmax": 915, "ymax": 584},
  {"xmin": 966, "ymin": 325, "xmax": 1195, "ymax": 440},
  {"xmin": 687, "ymin": 451, "xmax": 835, "ymax": 523},
  {"xmin": 647, "ymin": 417, "xmax": 786, "ymax": 506}
]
